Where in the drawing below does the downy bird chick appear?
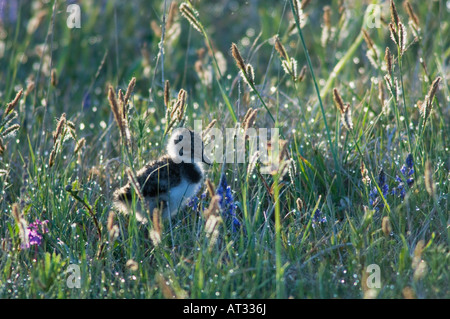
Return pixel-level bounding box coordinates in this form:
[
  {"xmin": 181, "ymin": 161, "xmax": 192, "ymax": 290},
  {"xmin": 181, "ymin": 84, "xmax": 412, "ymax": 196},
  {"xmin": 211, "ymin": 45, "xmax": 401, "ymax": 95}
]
[{"xmin": 113, "ymin": 128, "xmax": 211, "ymax": 223}]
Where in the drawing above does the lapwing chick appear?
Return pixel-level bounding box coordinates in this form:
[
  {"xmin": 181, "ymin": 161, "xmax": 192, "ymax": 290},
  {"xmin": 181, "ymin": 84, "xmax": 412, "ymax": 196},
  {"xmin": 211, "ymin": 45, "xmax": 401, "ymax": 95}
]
[{"xmin": 113, "ymin": 128, "xmax": 211, "ymax": 223}]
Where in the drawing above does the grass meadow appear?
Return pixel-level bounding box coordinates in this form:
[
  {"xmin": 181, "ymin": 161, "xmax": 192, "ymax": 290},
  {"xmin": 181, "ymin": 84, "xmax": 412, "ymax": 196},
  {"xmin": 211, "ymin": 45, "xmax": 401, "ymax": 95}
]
[{"xmin": 0, "ymin": 0, "xmax": 448, "ymax": 299}]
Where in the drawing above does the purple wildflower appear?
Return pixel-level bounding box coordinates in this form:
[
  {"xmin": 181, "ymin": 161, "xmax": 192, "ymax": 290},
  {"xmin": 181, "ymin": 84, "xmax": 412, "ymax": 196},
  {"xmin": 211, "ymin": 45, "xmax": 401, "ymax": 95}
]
[
  {"xmin": 369, "ymin": 169, "xmax": 389, "ymax": 211},
  {"xmin": 216, "ymin": 173, "xmax": 240, "ymax": 232},
  {"xmin": 311, "ymin": 209, "xmax": 327, "ymax": 228},
  {"xmin": 392, "ymin": 153, "xmax": 414, "ymax": 199},
  {"xmin": 187, "ymin": 191, "xmax": 207, "ymax": 212},
  {"xmin": 23, "ymin": 219, "xmax": 48, "ymax": 249}
]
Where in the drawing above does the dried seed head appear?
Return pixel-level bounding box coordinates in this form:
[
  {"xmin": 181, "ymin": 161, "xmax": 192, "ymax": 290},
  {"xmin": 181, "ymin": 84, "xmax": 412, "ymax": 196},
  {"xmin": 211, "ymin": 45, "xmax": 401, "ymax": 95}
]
[
  {"xmin": 413, "ymin": 240, "xmax": 425, "ymax": 260},
  {"xmin": 118, "ymin": 89, "xmax": 125, "ymax": 105},
  {"xmin": 323, "ymin": 5, "xmax": 331, "ymax": 28},
  {"xmin": 74, "ymin": 137, "xmax": 86, "ymax": 154},
  {"xmin": 361, "ymin": 162, "xmax": 371, "ymax": 185},
  {"xmin": 4, "ymin": 89, "xmax": 23, "ymax": 117},
  {"xmin": 426, "ymin": 76, "xmax": 441, "ymax": 107},
  {"xmin": 243, "ymin": 108, "xmax": 258, "ymax": 133},
  {"xmin": 385, "ymin": 47, "xmax": 393, "ymax": 75},
  {"xmin": 12, "ymin": 203, "xmax": 29, "ymax": 249},
  {"xmin": 246, "ymin": 64, "xmax": 255, "ymax": 85},
  {"xmin": 389, "ymin": 23, "xmax": 398, "ymax": 46},
  {"xmin": 341, "ymin": 103, "xmax": 353, "ymax": 130},
  {"xmin": 107, "ymin": 211, "xmax": 115, "ymax": 232},
  {"xmin": 231, "ymin": 43, "xmax": 256, "ymax": 89},
  {"xmin": 297, "ymin": 65, "xmax": 307, "ymax": 82},
  {"xmin": 332, "ymin": 88, "xmax": 346, "ymax": 114},
  {"xmin": 0, "ymin": 137, "xmax": 4, "ymax": 155},
  {"xmin": 166, "ymin": 2, "xmax": 178, "ymax": 30},
  {"xmin": 164, "ymin": 80, "xmax": 170, "ymax": 108},
  {"xmin": 413, "ymin": 259, "xmax": 427, "ymax": 281},
  {"xmin": 108, "ymin": 86, "xmax": 127, "ymax": 142},
  {"xmin": 179, "ymin": 2, "xmax": 202, "ymax": 33},
  {"xmin": 66, "ymin": 120, "xmax": 76, "ymax": 131},
  {"xmin": 242, "ymin": 108, "xmax": 253, "ymax": 125},
  {"xmin": 48, "ymin": 148, "xmax": 56, "ymax": 167},
  {"xmin": 107, "ymin": 211, "xmax": 120, "ymax": 241},
  {"xmin": 1, "ymin": 124, "xmax": 20, "ymax": 138},
  {"xmin": 108, "ymin": 86, "xmax": 122, "ymax": 125},
  {"xmin": 296, "ymin": 198, "xmax": 304, "ymax": 211},
  {"xmin": 274, "ymin": 36, "xmax": 288, "ymax": 61},
  {"xmin": 203, "ymin": 195, "xmax": 220, "ymax": 220},
  {"xmin": 398, "ymin": 22, "xmax": 407, "ymax": 55},
  {"xmin": 384, "ymin": 74, "xmax": 395, "ymax": 99},
  {"xmin": 382, "ymin": 216, "xmax": 392, "ymax": 237},
  {"xmin": 53, "ymin": 113, "xmax": 66, "ymax": 143},
  {"xmin": 202, "ymin": 119, "xmax": 217, "ymax": 139},
  {"xmin": 25, "ymin": 81, "xmax": 35, "ymax": 96},
  {"xmin": 51, "ymin": 68, "xmax": 57, "ymax": 87},
  {"xmin": 151, "ymin": 206, "xmax": 162, "ymax": 238},
  {"xmin": 403, "ymin": 1, "xmax": 419, "ymax": 28},
  {"xmin": 231, "ymin": 43, "xmax": 246, "ymax": 72},
  {"xmin": 123, "ymin": 77, "xmax": 136, "ymax": 107},
  {"xmin": 378, "ymin": 80, "xmax": 385, "ymax": 104},
  {"xmin": 422, "ymin": 76, "xmax": 441, "ymax": 121},
  {"xmin": 175, "ymin": 89, "xmax": 187, "ymax": 121},
  {"xmin": 292, "ymin": 0, "xmax": 303, "ymax": 22},
  {"xmin": 362, "ymin": 29, "xmax": 375, "ymax": 52},
  {"xmin": 390, "ymin": 0, "xmax": 400, "ymax": 28},
  {"xmin": 12, "ymin": 203, "xmax": 21, "ymax": 222},
  {"xmin": 247, "ymin": 151, "xmax": 259, "ymax": 176},
  {"xmin": 205, "ymin": 179, "xmax": 215, "ymax": 198}
]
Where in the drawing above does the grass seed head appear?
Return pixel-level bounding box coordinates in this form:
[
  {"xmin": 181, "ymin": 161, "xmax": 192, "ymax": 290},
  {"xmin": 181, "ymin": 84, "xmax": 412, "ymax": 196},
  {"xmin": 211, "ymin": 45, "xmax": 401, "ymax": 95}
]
[
  {"xmin": 53, "ymin": 113, "xmax": 66, "ymax": 143},
  {"xmin": 4, "ymin": 89, "xmax": 23, "ymax": 117},
  {"xmin": 74, "ymin": 137, "xmax": 86, "ymax": 154},
  {"xmin": 202, "ymin": 119, "xmax": 217, "ymax": 139},
  {"xmin": 274, "ymin": 36, "xmax": 288, "ymax": 61},
  {"xmin": 123, "ymin": 77, "xmax": 136, "ymax": 107},
  {"xmin": 398, "ymin": 22, "xmax": 407, "ymax": 55},
  {"xmin": 51, "ymin": 68, "xmax": 57, "ymax": 87},
  {"xmin": 297, "ymin": 65, "xmax": 307, "ymax": 82},
  {"xmin": 179, "ymin": 2, "xmax": 202, "ymax": 33},
  {"xmin": 382, "ymin": 216, "xmax": 392, "ymax": 237},
  {"xmin": 422, "ymin": 76, "xmax": 441, "ymax": 121},
  {"xmin": 0, "ymin": 137, "xmax": 4, "ymax": 155},
  {"xmin": 332, "ymin": 88, "xmax": 346, "ymax": 114},
  {"xmin": 296, "ymin": 198, "xmax": 304, "ymax": 211},
  {"xmin": 384, "ymin": 47, "xmax": 393, "ymax": 76},
  {"xmin": 205, "ymin": 178, "xmax": 215, "ymax": 198},
  {"xmin": 1, "ymin": 124, "xmax": 20, "ymax": 138},
  {"xmin": 231, "ymin": 43, "xmax": 246, "ymax": 72},
  {"xmin": 164, "ymin": 80, "xmax": 170, "ymax": 108},
  {"xmin": 390, "ymin": 0, "xmax": 400, "ymax": 28},
  {"xmin": 389, "ymin": 23, "xmax": 398, "ymax": 46},
  {"xmin": 403, "ymin": 1, "xmax": 419, "ymax": 28}
]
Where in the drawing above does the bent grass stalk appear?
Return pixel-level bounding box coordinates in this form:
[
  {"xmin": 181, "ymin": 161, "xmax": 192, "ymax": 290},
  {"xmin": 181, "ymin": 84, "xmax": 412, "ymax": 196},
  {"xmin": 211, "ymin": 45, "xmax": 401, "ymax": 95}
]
[
  {"xmin": 288, "ymin": 0, "xmax": 340, "ymax": 185},
  {"xmin": 180, "ymin": 2, "xmax": 237, "ymax": 123}
]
